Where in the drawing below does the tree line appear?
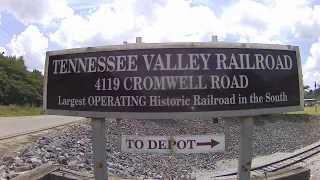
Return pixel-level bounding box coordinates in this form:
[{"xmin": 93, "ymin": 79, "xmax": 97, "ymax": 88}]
[{"xmin": 0, "ymin": 54, "xmax": 43, "ymax": 107}]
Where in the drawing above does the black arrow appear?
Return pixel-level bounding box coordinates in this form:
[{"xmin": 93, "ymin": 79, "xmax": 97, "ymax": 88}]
[{"xmin": 197, "ymin": 139, "xmax": 219, "ymax": 148}]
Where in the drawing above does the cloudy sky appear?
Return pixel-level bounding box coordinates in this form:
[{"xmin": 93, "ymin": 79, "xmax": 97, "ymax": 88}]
[{"xmin": 0, "ymin": 0, "xmax": 319, "ymax": 88}]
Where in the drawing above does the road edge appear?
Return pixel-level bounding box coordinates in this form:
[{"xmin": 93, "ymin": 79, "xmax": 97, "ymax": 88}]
[{"xmin": 0, "ymin": 117, "xmax": 88, "ymax": 140}]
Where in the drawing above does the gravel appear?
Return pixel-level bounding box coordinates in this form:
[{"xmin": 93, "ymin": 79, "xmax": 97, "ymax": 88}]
[{"xmin": 1, "ymin": 114, "xmax": 320, "ymax": 179}]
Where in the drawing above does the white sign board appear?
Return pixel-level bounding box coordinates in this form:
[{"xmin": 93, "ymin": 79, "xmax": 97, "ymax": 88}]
[{"xmin": 121, "ymin": 134, "xmax": 226, "ymax": 153}]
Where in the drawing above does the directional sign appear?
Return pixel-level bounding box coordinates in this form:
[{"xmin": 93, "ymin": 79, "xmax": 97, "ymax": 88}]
[{"xmin": 120, "ymin": 134, "xmax": 226, "ymax": 153}]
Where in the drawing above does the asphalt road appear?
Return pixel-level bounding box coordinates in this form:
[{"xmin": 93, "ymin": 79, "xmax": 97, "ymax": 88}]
[{"xmin": 0, "ymin": 115, "xmax": 84, "ymax": 138}]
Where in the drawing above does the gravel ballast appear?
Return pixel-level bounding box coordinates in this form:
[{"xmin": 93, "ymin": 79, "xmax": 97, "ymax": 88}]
[{"xmin": 0, "ymin": 114, "xmax": 319, "ymax": 179}]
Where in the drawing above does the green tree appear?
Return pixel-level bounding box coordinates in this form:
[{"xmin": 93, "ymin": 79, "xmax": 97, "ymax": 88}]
[
  {"xmin": 304, "ymin": 84, "xmax": 310, "ymax": 91},
  {"xmin": 0, "ymin": 54, "xmax": 43, "ymax": 106}
]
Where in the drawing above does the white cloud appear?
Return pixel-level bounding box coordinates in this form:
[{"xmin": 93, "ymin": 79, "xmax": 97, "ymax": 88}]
[
  {"xmin": 261, "ymin": 0, "xmax": 320, "ymax": 41},
  {"xmin": 49, "ymin": 0, "xmax": 320, "ymax": 48},
  {"xmin": 303, "ymin": 38, "xmax": 320, "ymax": 87},
  {"xmin": 66, "ymin": 0, "xmax": 111, "ymax": 10},
  {"xmin": 7, "ymin": 25, "xmax": 48, "ymax": 71},
  {"xmin": 49, "ymin": 0, "xmax": 226, "ymax": 48},
  {"xmin": 219, "ymin": 0, "xmax": 318, "ymax": 44},
  {"xmin": 0, "ymin": 0, "xmax": 73, "ymax": 25},
  {"xmin": 2, "ymin": 0, "xmax": 320, "ymax": 86},
  {"xmin": 292, "ymin": 5, "xmax": 320, "ymax": 40},
  {"xmin": 0, "ymin": 15, "xmax": 7, "ymax": 55},
  {"xmin": 0, "ymin": 47, "xmax": 6, "ymax": 55}
]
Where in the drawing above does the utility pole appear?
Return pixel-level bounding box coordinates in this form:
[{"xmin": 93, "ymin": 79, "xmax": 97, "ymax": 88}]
[{"xmin": 315, "ymin": 81, "xmax": 317, "ymax": 112}]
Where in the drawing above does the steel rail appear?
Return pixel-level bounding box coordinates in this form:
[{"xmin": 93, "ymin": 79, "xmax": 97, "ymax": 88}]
[{"xmin": 214, "ymin": 143, "xmax": 320, "ymax": 178}]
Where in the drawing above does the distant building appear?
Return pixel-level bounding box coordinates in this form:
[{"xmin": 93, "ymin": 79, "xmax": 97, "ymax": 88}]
[{"xmin": 304, "ymin": 98, "xmax": 316, "ymax": 107}]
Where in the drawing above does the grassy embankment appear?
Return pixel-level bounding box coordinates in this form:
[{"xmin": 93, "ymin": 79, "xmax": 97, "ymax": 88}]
[
  {"xmin": 285, "ymin": 106, "xmax": 320, "ymax": 115},
  {"xmin": 0, "ymin": 105, "xmax": 43, "ymax": 117}
]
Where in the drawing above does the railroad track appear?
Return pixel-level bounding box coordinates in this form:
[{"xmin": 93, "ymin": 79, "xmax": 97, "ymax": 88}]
[
  {"xmin": 214, "ymin": 142, "xmax": 320, "ymax": 179},
  {"xmin": 0, "ymin": 118, "xmax": 88, "ymax": 160}
]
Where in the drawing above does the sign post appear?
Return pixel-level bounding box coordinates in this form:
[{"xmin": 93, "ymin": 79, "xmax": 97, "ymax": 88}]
[
  {"xmin": 237, "ymin": 116, "xmax": 254, "ymax": 180},
  {"xmin": 43, "ymin": 40, "xmax": 303, "ymax": 119},
  {"xmin": 116, "ymin": 118, "xmax": 121, "ymax": 151},
  {"xmin": 43, "ymin": 35, "xmax": 303, "ymax": 180},
  {"xmin": 315, "ymin": 81, "xmax": 317, "ymax": 112},
  {"xmin": 224, "ymin": 119, "xmax": 230, "ymax": 152},
  {"xmin": 91, "ymin": 118, "xmax": 108, "ymax": 180}
]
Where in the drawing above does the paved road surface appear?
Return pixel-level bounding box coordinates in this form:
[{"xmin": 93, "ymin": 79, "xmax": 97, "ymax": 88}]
[{"xmin": 0, "ymin": 115, "xmax": 84, "ymax": 138}]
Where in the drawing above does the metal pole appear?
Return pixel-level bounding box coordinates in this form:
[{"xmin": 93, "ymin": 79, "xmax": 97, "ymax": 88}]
[
  {"xmin": 224, "ymin": 119, "xmax": 230, "ymax": 152},
  {"xmin": 212, "ymin": 35, "xmax": 230, "ymax": 151},
  {"xmin": 237, "ymin": 116, "xmax": 254, "ymax": 180},
  {"xmin": 91, "ymin": 118, "xmax": 108, "ymax": 180},
  {"xmin": 116, "ymin": 119, "xmax": 121, "ymax": 151},
  {"xmin": 315, "ymin": 82, "xmax": 317, "ymax": 112},
  {"xmin": 211, "ymin": 35, "xmax": 219, "ymax": 124}
]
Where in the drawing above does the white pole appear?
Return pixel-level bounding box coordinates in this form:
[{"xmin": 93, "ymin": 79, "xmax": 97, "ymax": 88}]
[
  {"xmin": 136, "ymin": 37, "xmax": 142, "ymax": 43},
  {"xmin": 212, "ymin": 35, "xmax": 218, "ymax": 42},
  {"xmin": 237, "ymin": 117, "xmax": 254, "ymax": 180},
  {"xmin": 91, "ymin": 118, "xmax": 108, "ymax": 180}
]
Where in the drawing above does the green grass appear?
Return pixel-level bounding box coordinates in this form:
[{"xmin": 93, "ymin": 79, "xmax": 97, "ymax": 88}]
[
  {"xmin": 0, "ymin": 104, "xmax": 43, "ymax": 117},
  {"xmin": 285, "ymin": 106, "xmax": 320, "ymax": 115}
]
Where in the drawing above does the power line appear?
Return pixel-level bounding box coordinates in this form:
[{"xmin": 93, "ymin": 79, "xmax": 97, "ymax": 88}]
[
  {"xmin": 0, "ymin": 31, "xmax": 44, "ymax": 64},
  {"xmin": 0, "ymin": 36, "xmax": 8, "ymax": 47},
  {"xmin": 0, "ymin": 36, "xmax": 9, "ymax": 55},
  {"xmin": 0, "ymin": 26, "xmax": 44, "ymax": 64},
  {"xmin": 0, "ymin": 26, "xmax": 44, "ymax": 59},
  {"xmin": 0, "ymin": 26, "xmax": 43, "ymax": 61}
]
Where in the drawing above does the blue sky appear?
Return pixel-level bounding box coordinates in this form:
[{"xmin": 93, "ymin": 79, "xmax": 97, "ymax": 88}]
[{"xmin": 0, "ymin": 0, "xmax": 320, "ymax": 88}]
